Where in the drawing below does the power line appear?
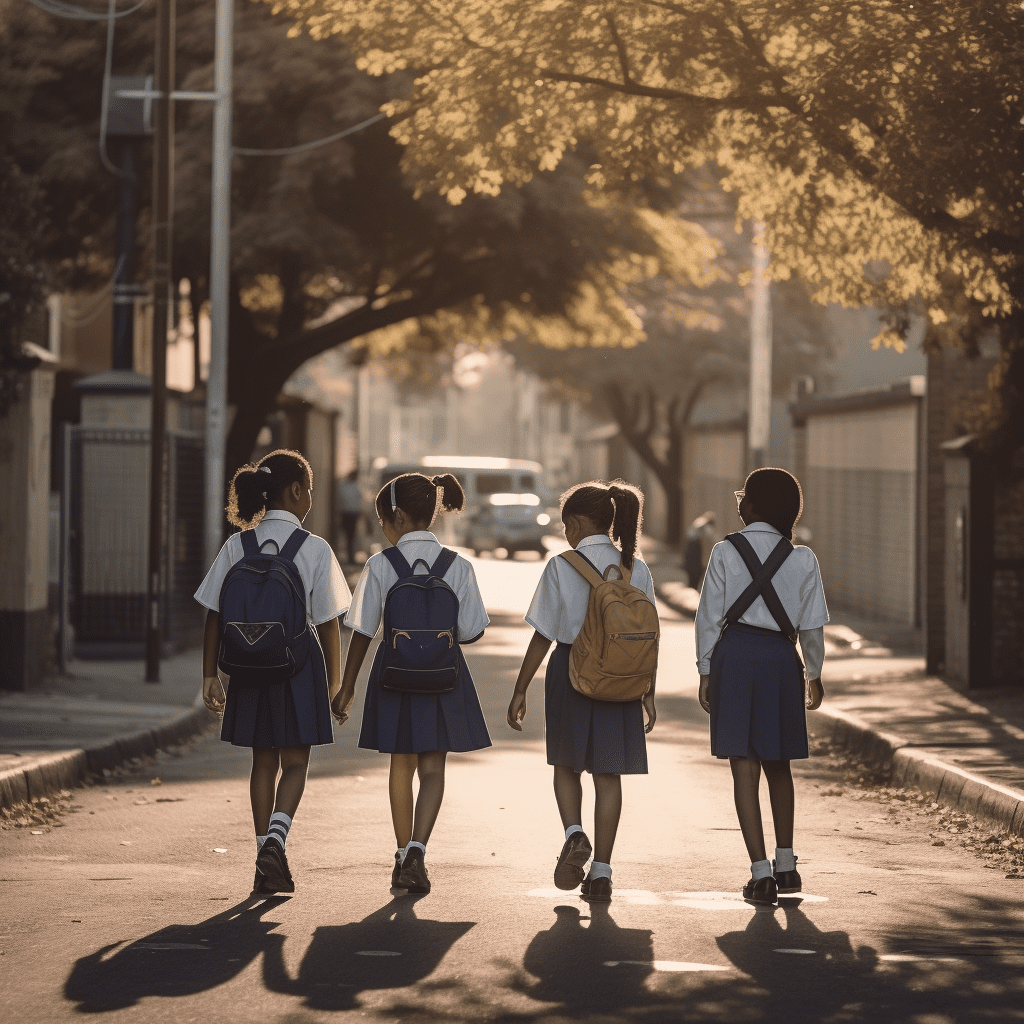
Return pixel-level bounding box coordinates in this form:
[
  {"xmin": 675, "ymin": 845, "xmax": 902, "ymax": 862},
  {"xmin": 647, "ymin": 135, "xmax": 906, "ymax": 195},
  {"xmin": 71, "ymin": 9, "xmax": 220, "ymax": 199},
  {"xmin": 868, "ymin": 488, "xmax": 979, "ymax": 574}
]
[
  {"xmin": 26, "ymin": 0, "xmax": 147, "ymax": 19},
  {"xmin": 233, "ymin": 112, "xmax": 388, "ymax": 156}
]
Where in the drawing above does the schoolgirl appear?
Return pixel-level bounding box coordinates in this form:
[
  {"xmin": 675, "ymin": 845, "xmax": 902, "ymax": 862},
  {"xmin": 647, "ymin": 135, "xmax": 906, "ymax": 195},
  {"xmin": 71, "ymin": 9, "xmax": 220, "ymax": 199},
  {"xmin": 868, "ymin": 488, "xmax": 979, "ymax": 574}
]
[
  {"xmin": 332, "ymin": 472, "xmax": 491, "ymax": 895},
  {"xmin": 196, "ymin": 449, "xmax": 351, "ymax": 897},
  {"xmin": 695, "ymin": 467, "xmax": 828, "ymax": 904},
  {"xmin": 508, "ymin": 480, "xmax": 657, "ymax": 903}
]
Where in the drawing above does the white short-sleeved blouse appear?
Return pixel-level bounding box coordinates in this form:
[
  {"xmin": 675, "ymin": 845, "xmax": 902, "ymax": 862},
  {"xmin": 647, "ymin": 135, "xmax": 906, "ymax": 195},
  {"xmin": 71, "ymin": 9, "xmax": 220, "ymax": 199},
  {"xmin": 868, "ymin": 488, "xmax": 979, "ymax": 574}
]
[
  {"xmin": 344, "ymin": 531, "xmax": 489, "ymax": 642},
  {"xmin": 694, "ymin": 522, "xmax": 829, "ymax": 675},
  {"xmin": 194, "ymin": 509, "xmax": 351, "ymax": 626},
  {"xmin": 526, "ymin": 534, "xmax": 657, "ymax": 645}
]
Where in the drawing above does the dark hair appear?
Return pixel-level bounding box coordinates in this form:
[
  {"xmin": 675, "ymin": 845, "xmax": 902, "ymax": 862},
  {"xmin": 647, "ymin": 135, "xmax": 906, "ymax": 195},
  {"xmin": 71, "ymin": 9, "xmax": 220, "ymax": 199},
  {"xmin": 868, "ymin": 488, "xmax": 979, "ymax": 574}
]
[
  {"xmin": 227, "ymin": 449, "xmax": 312, "ymax": 529},
  {"xmin": 560, "ymin": 478, "xmax": 644, "ymax": 569},
  {"xmin": 375, "ymin": 472, "xmax": 465, "ymax": 527},
  {"xmin": 742, "ymin": 467, "xmax": 803, "ymax": 540}
]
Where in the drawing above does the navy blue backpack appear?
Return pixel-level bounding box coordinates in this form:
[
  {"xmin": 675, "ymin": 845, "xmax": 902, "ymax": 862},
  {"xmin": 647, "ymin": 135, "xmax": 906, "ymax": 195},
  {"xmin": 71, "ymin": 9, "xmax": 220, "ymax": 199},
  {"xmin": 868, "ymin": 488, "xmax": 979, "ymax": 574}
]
[
  {"xmin": 379, "ymin": 547, "xmax": 461, "ymax": 695},
  {"xmin": 217, "ymin": 528, "xmax": 311, "ymax": 686}
]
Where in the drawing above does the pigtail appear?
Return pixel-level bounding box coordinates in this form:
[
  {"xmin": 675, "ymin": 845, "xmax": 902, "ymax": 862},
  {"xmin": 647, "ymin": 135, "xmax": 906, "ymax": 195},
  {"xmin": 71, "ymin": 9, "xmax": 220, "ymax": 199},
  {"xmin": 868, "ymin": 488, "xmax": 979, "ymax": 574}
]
[
  {"xmin": 609, "ymin": 481, "xmax": 643, "ymax": 570},
  {"xmin": 431, "ymin": 473, "xmax": 466, "ymax": 514},
  {"xmin": 227, "ymin": 464, "xmax": 268, "ymax": 528}
]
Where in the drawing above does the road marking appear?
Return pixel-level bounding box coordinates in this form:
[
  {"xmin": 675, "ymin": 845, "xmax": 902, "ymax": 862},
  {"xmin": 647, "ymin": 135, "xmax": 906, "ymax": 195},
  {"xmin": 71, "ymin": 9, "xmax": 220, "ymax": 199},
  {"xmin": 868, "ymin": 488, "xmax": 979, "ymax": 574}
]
[
  {"xmin": 604, "ymin": 960, "xmax": 730, "ymax": 972},
  {"xmin": 356, "ymin": 950, "xmax": 402, "ymax": 956}
]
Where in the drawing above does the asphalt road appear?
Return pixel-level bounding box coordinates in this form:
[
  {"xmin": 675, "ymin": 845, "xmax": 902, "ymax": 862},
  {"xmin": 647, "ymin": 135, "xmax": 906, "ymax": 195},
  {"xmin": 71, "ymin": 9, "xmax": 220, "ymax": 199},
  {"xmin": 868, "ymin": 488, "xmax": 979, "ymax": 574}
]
[{"xmin": 2, "ymin": 551, "xmax": 1023, "ymax": 1024}]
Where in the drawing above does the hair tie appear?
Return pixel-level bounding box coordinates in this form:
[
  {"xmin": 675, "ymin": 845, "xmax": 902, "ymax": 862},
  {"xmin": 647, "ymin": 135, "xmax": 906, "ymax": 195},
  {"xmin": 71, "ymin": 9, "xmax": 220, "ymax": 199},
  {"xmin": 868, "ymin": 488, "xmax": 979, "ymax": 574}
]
[
  {"xmin": 259, "ymin": 466, "xmax": 272, "ymax": 475},
  {"xmin": 390, "ymin": 479, "xmax": 398, "ymax": 512}
]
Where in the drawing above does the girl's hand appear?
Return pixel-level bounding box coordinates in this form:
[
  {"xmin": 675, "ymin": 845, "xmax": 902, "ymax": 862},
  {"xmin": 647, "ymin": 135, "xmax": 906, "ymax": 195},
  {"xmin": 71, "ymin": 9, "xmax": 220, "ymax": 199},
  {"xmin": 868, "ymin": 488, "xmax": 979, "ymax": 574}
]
[
  {"xmin": 507, "ymin": 691, "xmax": 527, "ymax": 731},
  {"xmin": 331, "ymin": 685, "xmax": 355, "ymax": 725},
  {"xmin": 806, "ymin": 677, "xmax": 825, "ymax": 710},
  {"xmin": 642, "ymin": 693, "xmax": 657, "ymax": 733},
  {"xmin": 203, "ymin": 675, "xmax": 226, "ymax": 714},
  {"xmin": 698, "ymin": 674, "xmax": 711, "ymax": 714}
]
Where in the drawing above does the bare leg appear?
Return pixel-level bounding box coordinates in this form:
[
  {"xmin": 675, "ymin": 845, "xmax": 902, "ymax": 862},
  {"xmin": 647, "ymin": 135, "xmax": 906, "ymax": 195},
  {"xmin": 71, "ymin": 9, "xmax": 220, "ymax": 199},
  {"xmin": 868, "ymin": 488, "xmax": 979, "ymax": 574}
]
[
  {"xmin": 389, "ymin": 753, "xmax": 417, "ymax": 848},
  {"xmin": 761, "ymin": 759, "xmax": 795, "ymax": 849},
  {"xmin": 592, "ymin": 773, "xmax": 622, "ymax": 864},
  {"xmin": 730, "ymin": 756, "xmax": 767, "ymax": 863},
  {"xmin": 250, "ymin": 747, "xmax": 280, "ymax": 837},
  {"xmin": 273, "ymin": 745, "xmax": 312, "ymax": 818},
  {"xmin": 411, "ymin": 751, "xmax": 447, "ymax": 845},
  {"xmin": 553, "ymin": 764, "xmax": 584, "ymax": 831}
]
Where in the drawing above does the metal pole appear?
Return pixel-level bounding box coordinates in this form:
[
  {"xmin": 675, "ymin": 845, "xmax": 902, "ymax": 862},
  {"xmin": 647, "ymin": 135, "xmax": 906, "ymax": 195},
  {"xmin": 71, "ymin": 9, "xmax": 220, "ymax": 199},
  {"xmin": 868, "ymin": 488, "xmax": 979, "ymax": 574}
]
[
  {"xmin": 205, "ymin": 0, "xmax": 234, "ymax": 569},
  {"xmin": 145, "ymin": 0, "xmax": 175, "ymax": 682},
  {"xmin": 747, "ymin": 219, "xmax": 773, "ymax": 471}
]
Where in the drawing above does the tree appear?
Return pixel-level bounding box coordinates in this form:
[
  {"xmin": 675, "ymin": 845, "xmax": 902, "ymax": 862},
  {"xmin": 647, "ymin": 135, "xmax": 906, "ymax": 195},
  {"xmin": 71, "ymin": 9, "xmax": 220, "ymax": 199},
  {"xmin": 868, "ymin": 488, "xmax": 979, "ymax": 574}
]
[
  {"xmin": 274, "ymin": 0, "xmax": 1024, "ymax": 454},
  {"xmin": 1, "ymin": 0, "xmax": 716, "ymax": 471}
]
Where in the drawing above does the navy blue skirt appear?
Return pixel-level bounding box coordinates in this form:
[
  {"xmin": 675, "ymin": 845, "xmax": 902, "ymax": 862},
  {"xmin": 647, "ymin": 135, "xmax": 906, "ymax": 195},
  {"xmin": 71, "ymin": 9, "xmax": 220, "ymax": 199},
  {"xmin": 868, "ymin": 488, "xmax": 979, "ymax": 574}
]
[
  {"xmin": 709, "ymin": 622, "xmax": 808, "ymax": 761},
  {"xmin": 545, "ymin": 642, "xmax": 648, "ymax": 776},
  {"xmin": 220, "ymin": 626, "xmax": 334, "ymax": 748},
  {"xmin": 358, "ymin": 642, "xmax": 491, "ymax": 754}
]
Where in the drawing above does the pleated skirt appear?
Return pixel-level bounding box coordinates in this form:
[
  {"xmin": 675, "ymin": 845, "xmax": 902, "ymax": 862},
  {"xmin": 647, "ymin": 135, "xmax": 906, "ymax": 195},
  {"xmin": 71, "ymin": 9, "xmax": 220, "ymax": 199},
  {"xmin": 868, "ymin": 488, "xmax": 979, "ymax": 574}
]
[
  {"xmin": 358, "ymin": 643, "xmax": 492, "ymax": 754},
  {"xmin": 545, "ymin": 642, "xmax": 648, "ymax": 776},
  {"xmin": 220, "ymin": 628, "xmax": 334, "ymax": 749},
  {"xmin": 709, "ymin": 622, "xmax": 808, "ymax": 761}
]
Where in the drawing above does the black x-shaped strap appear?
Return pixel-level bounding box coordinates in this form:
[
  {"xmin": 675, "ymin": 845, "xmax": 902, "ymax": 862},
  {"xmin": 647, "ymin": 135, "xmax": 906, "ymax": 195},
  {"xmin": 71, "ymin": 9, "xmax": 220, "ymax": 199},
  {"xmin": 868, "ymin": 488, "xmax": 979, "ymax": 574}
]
[{"xmin": 724, "ymin": 533, "xmax": 798, "ymax": 644}]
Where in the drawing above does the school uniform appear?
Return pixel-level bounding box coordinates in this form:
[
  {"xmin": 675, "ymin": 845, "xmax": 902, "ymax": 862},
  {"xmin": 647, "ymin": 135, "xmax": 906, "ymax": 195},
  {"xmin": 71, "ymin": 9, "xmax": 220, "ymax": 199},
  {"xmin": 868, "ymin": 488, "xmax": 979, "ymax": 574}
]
[
  {"xmin": 695, "ymin": 522, "xmax": 828, "ymax": 761},
  {"xmin": 346, "ymin": 531, "xmax": 491, "ymax": 754},
  {"xmin": 526, "ymin": 535, "xmax": 656, "ymax": 776},
  {"xmin": 195, "ymin": 510, "xmax": 351, "ymax": 748}
]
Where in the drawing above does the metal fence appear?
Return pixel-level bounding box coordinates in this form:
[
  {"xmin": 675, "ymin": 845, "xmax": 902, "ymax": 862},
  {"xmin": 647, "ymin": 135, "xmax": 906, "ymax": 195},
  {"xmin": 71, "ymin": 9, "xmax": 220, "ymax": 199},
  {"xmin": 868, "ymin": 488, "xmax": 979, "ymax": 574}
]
[{"xmin": 59, "ymin": 425, "xmax": 206, "ymax": 662}]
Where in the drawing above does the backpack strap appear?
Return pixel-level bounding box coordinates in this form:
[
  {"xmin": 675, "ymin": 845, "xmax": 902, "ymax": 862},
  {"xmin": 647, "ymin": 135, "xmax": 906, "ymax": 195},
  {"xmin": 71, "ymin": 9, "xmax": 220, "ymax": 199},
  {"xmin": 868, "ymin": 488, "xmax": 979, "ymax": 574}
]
[
  {"xmin": 240, "ymin": 530, "xmax": 260, "ymax": 557},
  {"xmin": 559, "ymin": 550, "xmax": 606, "ymax": 590},
  {"xmin": 279, "ymin": 528, "xmax": 310, "ymax": 562},
  {"xmin": 429, "ymin": 548, "xmax": 459, "ymax": 579},
  {"xmin": 382, "ymin": 545, "xmax": 415, "ymax": 579},
  {"xmin": 724, "ymin": 533, "xmax": 798, "ymax": 642}
]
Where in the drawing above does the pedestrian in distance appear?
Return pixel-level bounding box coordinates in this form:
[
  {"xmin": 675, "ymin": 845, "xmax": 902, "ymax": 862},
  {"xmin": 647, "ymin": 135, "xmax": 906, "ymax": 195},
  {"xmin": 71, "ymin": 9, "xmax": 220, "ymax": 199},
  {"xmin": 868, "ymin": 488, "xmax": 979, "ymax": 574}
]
[
  {"xmin": 336, "ymin": 468, "xmax": 364, "ymax": 566},
  {"xmin": 332, "ymin": 472, "xmax": 491, "ymax": 896},
  {"xmin": 695, "ymin": 467, "xmax": 828, "ymax": 905},
  {"xmin": 508, "ymin": 480, "xmax": 659, "ymax": 904},
  {"xmin": 196, "ymin": 449, "xmax": 352, "ymax": 898}
]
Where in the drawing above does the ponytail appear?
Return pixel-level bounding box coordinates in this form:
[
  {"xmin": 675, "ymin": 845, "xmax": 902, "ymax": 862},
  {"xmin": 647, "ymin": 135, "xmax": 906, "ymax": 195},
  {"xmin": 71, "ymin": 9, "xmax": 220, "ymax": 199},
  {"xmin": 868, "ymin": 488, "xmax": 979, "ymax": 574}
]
[
  {"xmin": 226, "ymin": 448, "xmax": 312, "ymax": 529},
  {"xmin": 376, "ymin": 472, "xmax": 465, "ymax": 528},
  {"xmin": 560, "ymin": 478, "xmax": 645, "ymax": 569}
]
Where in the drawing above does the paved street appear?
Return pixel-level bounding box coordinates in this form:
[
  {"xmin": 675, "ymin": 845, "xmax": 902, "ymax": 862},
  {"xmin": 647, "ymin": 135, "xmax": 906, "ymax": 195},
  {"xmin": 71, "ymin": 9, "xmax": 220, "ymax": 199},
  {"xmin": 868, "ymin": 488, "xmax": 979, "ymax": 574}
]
[{"xmin": 2, "ymin": 552, "xmax": 1023, "ymax": 1024}]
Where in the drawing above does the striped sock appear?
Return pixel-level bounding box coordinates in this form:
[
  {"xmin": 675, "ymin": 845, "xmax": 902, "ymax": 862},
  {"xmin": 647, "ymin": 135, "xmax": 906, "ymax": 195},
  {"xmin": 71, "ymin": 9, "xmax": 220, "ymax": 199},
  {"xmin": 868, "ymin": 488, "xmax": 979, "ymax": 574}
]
[{"xmin": 267, "ymin": 811, "xmax": 292, "ymax": 849}]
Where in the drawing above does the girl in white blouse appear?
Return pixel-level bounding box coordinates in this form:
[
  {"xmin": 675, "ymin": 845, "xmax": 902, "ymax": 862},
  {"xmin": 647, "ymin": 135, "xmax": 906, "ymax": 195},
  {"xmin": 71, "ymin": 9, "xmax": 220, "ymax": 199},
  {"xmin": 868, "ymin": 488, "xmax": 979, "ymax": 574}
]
[
  {"xmin": 333, "ymin": 472, "xmax": 491, "ymax": 896},
  {"xmin": 695, "ymin": 467, "xmax": 827, "ymax": 905}
]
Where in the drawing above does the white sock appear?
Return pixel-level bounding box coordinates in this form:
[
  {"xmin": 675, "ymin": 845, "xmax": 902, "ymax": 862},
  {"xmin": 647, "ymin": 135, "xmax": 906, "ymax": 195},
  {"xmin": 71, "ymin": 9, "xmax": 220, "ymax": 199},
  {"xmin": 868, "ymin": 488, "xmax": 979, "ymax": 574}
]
[
  {"xmin": 565, "ymin": 824, "xmax": 584, "ymax": 841},
  {"xmin": 395, "ymin": 847, "xmax": 406, "ymax": 865},
  {"xmin": 589, "ymin": 861, "xmax": 612, "ymax": 881},
  {"xmin": 774, "ymin": 847, "xmax": 796, "ymax": 872},
  {"xmin": 406, "ymin": 840, "xmax": 426, "ymax": 856},
  {"xmin": 267, "ymin": 811, "xmax": 292, "ymax": 849},
  {"xmin": 256, "ymin": 835, "xmax": 268, "ymax": 852},
  {"xmin": 751, "ymin": 859, "xmax": 773, "ymax": 881}
]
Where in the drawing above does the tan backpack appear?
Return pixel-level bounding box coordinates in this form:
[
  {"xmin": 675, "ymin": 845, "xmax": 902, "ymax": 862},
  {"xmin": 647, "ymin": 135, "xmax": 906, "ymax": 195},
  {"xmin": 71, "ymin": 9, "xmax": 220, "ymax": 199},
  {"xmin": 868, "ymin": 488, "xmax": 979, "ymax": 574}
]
[{"xmin": 560, "ymin": 551, "xmax": 660, "ymax": 702}]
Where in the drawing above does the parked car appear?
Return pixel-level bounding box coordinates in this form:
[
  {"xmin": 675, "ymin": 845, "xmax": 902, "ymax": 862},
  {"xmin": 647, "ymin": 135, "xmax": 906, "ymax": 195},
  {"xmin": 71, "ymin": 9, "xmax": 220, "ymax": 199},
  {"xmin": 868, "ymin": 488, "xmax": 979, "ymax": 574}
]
[{"xmin": 464, "ymin": 492, "xmax": 553, "ymax": 557}]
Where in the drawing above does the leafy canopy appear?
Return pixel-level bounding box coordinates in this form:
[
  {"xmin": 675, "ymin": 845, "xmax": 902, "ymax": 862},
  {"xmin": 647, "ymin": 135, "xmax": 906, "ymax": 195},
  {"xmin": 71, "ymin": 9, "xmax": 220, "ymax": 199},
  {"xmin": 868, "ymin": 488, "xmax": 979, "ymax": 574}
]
[{"xmin": 271, "ymin": 0, "xmax": 1024, "ymax": 345}]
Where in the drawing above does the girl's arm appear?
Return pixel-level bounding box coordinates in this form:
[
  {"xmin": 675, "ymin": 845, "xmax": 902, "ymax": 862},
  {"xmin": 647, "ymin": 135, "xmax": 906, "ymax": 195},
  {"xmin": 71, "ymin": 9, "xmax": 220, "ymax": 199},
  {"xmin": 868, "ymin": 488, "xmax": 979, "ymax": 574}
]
[
  {"xmin": 507, "ymin": 630, "xmax": 552, "ymax": 731},
  {"xmin": 202, "ymin": 610, "xmax": 225, "ymax": 713},
  {"xmin": 331, "ymin": 630, "xmax": 373, "ymax": 724}
]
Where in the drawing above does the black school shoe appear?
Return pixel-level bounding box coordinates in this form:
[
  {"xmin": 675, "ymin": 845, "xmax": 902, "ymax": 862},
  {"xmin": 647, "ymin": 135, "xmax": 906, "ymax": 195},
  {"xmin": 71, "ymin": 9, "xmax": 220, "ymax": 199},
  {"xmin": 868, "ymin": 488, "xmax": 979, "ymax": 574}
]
[
  {"xmin": 554, "ymin": 831, "xmax": 593, "ymax": 890},
  {"xmin": 580, "ymin": 876, "xmax": 612, "ymax": 903},
  {"xmin": 398, "ymin": 847, "xmax": 431, "ymax": 894},
  {"xmin": 742, "ymin": 875, "xmax": 778, "ymax": 905},
  {"xmin": 392, "ymin": 851, "xmax": 407, "ymax": 889},
  {"xmin": 774, "ymin": 856, "xmax": 802, "ymax": 894},
  {"xmin": 255, "ymin": 836, "xmax": 295, "ymax": 894}
]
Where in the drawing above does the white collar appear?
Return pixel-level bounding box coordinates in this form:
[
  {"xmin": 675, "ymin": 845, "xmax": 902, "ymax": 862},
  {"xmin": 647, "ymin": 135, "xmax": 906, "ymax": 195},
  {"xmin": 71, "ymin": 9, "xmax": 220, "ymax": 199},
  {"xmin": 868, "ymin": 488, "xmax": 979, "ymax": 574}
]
[
  {"xmin": 261, "ymin": 509, "xmax": 303, "ymax": 528},
  {"xmin": 740, "ymin": 521, "xmax": 782, "ymax": 536},
  {"xmin": 397, "ymin": 530, "xmax": 438, "ymax": 545},
  {"xmin": 577, "ymin": 534, "xmax": 614, "ymax": 549}
]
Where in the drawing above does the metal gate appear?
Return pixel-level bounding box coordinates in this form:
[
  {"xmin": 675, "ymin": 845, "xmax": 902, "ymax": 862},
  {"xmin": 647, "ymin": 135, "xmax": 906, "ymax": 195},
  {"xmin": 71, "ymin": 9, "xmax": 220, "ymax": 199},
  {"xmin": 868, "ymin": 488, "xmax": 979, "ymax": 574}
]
[{"xmin": 59, "ymin": 425, "xmax": 206, "ymax": 661}]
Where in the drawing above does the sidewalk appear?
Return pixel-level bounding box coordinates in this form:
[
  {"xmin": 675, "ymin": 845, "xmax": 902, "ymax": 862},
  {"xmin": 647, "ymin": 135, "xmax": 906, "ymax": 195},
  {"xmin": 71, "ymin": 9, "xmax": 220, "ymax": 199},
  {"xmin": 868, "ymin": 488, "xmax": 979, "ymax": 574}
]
[
  {"xmin": 0, "ymin": 648, "xmax": 213, "ymax": 811},
  {"xmin": 649, "ymin": 542, "xmax": 1024, "ymax": 837}
]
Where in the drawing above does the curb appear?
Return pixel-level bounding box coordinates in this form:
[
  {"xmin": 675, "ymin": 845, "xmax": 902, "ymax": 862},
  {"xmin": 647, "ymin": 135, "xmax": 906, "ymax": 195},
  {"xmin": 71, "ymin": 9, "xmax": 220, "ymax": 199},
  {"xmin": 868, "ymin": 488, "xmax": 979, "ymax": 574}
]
[
  {"xmin": 0, "ymin": 697, "xmax": 216, "ymax": 812},
  {"xmin": 812, "ymin": 707, "xmax": 1024, "ymax": 838}
]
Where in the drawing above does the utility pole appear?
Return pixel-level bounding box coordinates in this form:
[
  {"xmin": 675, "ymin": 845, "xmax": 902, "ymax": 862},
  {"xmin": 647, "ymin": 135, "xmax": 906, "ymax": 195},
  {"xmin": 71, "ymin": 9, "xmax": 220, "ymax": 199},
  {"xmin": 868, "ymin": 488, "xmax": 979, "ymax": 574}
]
[
  {"xmin": 145, "ymin": 0, "xmax": 175, "ymax": 682},
  {"xmin": 747, "ymin": 219, "xmax": 773, "ymax": 471},
  {"xmin": 204, "ymin": 0, "xmax": 234, "ymax": 569}
]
